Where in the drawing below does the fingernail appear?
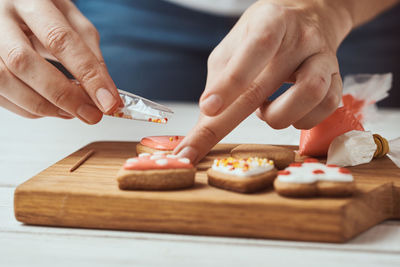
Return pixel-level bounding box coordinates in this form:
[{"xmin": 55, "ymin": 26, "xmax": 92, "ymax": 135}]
[
  {"xmin": 177, "ymin": 146, "xmax": 199, "ymax": 164},
  {"xmin": 200, "ymin": 94, "xmax": 223, "ymax": 116},
  {"xmin": 96, "ymin": 88, "xmax": 117, "ymax": 113},
  {"xmin": 77, "ymin": 104, "xmax": 102, "ymax": 124},
  {"xmin": 58, "ymin": 109, "xmax": 74, "ymax": 119}
]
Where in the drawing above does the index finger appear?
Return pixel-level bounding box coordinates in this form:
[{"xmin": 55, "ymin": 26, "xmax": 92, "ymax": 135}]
[
  {"xmin": 176, "ymin": 46, "xmax": 310, "ymax": 163},
  {"xmin": 175, "ymin": 65, "xmax": 288, "ymax": 163},
  {"xmin": 199, "ymin": 9, "xmax": 285, "ymax": 116},
  {"xmin": 15, "ymin": 1, "xmax": 121, "ymax": 114}
]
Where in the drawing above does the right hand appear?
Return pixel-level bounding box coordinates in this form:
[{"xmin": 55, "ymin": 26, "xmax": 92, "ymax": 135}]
[
  {"xmin": 175, "ymin": 0, "xmax": 353, "ymax": 164},
  {"xmin": 0, "ymin": 0, "xmax": 122, "ymax": 123}
]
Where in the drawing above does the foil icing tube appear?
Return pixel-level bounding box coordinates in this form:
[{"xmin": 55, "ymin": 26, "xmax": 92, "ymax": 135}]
[
  {"xmin": 69, "ymin": 79, "xmax": 173, "ymax": 124},
  {"xmin": 110, "ymin": 90, "xmax": 173, "ymax": 124}
]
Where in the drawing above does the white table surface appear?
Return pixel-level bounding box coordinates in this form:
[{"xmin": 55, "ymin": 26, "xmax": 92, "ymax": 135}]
[{"xmin": 1, "ymin": 103, "xmax": 400, "ymax": 267}]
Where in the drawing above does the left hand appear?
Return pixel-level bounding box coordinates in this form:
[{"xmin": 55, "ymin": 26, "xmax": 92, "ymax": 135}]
[{"xmin": 175, "ymin": 0, "xmax": 353, "ymax": 163}]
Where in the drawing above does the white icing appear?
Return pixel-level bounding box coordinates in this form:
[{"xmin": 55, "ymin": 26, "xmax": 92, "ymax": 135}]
[
  {"xmin": 150, "ymin": 154, "xmax": 163, "ymax": 160},
  {"xmin": 277, "ymin": 162, "xmax": 353, "ymax": 184},
  {"xmin": 327, "ymin": 130, "xmax": 376, "ymax": 167},
  {"xmin": 178, "ymin": 157, "xmax": 190, "ymax": 164},
  {"xmin": 125, "ymin": 152, "xmax": 193, "ymax": 170},
  {"xmin": 126, "ymin": 158, "xmax": 138, "ymax": 163},
  {"xmin": 211, "ymin": 157, "xmax": 274, "ymax": 177},
  {"xmin": 153, "ymin": 151, "xmax": 168, "ymax": 155},
  {"xmin": 155, "ymin": 159, "xmax": 168, "ymax": 166}
]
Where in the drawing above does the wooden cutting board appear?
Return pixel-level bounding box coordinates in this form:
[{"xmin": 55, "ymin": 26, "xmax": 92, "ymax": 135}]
[{"xmin": 14, "ymin": 141, "xmax": 400, "ymax": 243}]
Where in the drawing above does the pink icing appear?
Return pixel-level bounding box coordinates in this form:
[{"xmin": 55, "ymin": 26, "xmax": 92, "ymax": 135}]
[
  {"xmin": 140, "ymin": 136, "xmax": 184, "ymax": 150},
  {"xmin": 123, "ymin": 153, "xmax": 193, "ymax": 170}
]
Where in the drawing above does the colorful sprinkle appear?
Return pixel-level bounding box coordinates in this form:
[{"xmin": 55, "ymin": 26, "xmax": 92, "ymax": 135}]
[
  {"xmin": 213, "ymin": 157, "xmax": 273, "ymax": 172},
  {"xmin": 147, "ymin": 118, "xmax": 167, "ymax": 124}
]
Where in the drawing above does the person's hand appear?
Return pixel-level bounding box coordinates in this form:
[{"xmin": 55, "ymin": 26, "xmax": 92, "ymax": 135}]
[
  {"xmin": 175, "ymin": 0, "xmax": 354, "ymax": 163},
  {"xmin": 0, "ymin": 0, "xmax": 121, "ymax": 123}
]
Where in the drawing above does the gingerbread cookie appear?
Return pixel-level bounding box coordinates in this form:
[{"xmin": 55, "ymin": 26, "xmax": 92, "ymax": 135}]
[
  {"xmin": 231, "ymin": 144, "xmax": 295, "ymax": 170},
  {"xmin": 136, "ymin": 135, "xmax": 184, "ymax": 154},
  {"xmin": 274, "ymin": 158, "xmax": 355, "ymax": 198},
  {"xmin": 207, "ymin": 157, "xmax": 277, "ymax": 193},
  {"xmin": 117, "ymin": 152, "xmax": 196, "ymax": 190}
]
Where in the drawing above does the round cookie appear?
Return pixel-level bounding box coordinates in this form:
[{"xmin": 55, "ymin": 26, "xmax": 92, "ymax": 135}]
[
  {"xmin": 136, "ymin": 135, "xmax": 184, "ymax": 154},
  {"xmin": 274, "ymin": 159, "xmax": 355, "ymax": 198},
  {"xmin": 117, "ymin": 152, "xmax": 196, "ymax": 190},
  {"xmin": 207, "ymin": 157, "xmax": 277, "ymax": 194},
  {"xmin": 231, "ymin": 144, "xmax": 295, "ymax": 170}
]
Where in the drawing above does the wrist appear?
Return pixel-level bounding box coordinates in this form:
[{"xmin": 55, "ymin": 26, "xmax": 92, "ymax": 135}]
[
  {"xmin": 314, "ymin": 0, "xmax": 354, "ymax": 50},
  {"xmin": 256, "ymin": 0, "xmax": 354, "ymax": 51},
  {"xmin": 317, "ymin": 0, "xmax": 399, "ymax": 46}
]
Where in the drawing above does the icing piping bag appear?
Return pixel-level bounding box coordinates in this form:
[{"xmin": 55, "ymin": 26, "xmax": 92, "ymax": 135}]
[{"xmin": 327, "ymin": 130, "xmax": 400, "ymax": 168}]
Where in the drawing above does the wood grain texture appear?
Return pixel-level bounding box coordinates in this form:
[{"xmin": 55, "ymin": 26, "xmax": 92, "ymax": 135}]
[{"xmin": 14, "ymin": 141, "xmax": 400, "ymax": 243}]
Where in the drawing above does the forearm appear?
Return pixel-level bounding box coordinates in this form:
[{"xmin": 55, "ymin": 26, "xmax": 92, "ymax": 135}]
[
  {"xmin": 258, "ymin": 0, "xmax": 398, "ymax": 52},
  {"xmin": 291, "ymin": 0, "xmax": 399, "ymax": 49},
  {"xmin": 329, "ymin": 0, "xmax": 399, "ymax": 28},
  {"xmin": 315, "ymin": 0, "xmax": 399, "ymax": 49}
]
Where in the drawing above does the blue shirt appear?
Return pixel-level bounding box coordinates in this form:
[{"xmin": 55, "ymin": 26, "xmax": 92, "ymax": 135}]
[{"xmin": 75, "ymin": 0, "xmax": 400, "ymax": 107}]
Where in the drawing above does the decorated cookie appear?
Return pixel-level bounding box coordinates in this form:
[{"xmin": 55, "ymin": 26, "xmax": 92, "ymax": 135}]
[
  {"xmin": 207, "ymin": 157, "xmax": 277, "ymax": 193},
  {"xmin": 230, "ymin": 144, "xmax": 295, "ymax": 170},
  {"xmin": 117, "ymin": 152, "xmax": 196, "ymax": 190},
  {"xmin": 274, "ymin": 158, "xmax": 355, "ymax": 198},
  {"xmin": 136, "ymin": 135, "xmax": 184, "ymax": 154}
]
